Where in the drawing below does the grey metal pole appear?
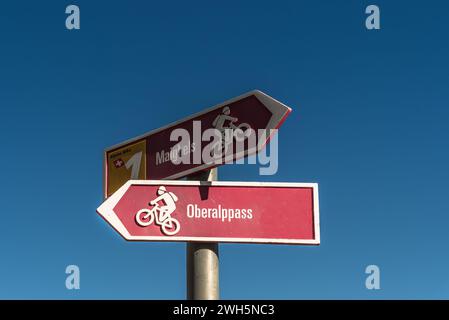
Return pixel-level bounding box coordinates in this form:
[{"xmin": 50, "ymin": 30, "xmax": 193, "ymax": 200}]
[{"xmin": 186, "ymin": 168, "xmax": 219, "ymax": 300}]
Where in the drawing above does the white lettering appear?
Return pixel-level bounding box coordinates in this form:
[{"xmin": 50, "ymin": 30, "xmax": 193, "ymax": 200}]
[{"xmin": 186, "ymin": 204, "xmax": 254, "ymax": 222}]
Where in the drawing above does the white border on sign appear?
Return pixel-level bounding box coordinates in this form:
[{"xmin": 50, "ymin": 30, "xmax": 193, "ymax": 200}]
[
  {"xmin": 103, "ymin": 90, "xmax": 292, "ymax": 198},
  {"xmin": 97, "ymin": 180, "xmax": 320, "ymax": 245}
]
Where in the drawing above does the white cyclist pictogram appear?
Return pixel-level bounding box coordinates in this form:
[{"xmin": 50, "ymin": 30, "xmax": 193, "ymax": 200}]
[
  {"xmin": 135, "ymin": 186, "xmax": 180, "ymax": 236},
  {"xmin": 211, "ymin": 106, "xmax": 252, "ymax": 156}
]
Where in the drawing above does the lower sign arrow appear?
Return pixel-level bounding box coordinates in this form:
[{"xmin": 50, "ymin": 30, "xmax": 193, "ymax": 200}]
[{"xmin": 97, "ymin": 180, "xmax": 320, "ymax": 245}]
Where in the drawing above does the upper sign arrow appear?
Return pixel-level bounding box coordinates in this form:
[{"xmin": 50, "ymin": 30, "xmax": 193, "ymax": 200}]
[{"xmin": 104, "ymin": 90, "xmax": 292, "ymax": 197}]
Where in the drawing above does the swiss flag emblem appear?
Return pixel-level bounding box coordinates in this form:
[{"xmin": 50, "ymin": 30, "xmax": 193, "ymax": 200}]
[{"xmin": 113, "ymin": 159, "xmax": 125, "ymax": 168}]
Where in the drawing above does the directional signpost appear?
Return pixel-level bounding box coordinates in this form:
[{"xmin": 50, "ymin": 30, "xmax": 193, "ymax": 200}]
[
  {"xmin": 97, "ymin": 180, "xmax": 320, "ymax": 245},
  {"xmin": 97, "ymin": 90, "xmax": 320, "ymax": 300},
  {"xmin": 104, "ymin": 90, "xmax": 291, "ymax": 197}
]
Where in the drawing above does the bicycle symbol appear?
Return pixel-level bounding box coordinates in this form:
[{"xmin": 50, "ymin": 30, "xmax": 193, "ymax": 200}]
[
  {"xmin": 211, "ymin": 106, "xmax": 252, "ymax": 157},
  {"xmin": 135, "ymin": 186, "xmax": 181, "ymax": 236}
]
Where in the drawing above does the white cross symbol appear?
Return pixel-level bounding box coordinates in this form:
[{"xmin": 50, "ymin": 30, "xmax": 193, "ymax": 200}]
[{"xmin": 115, "ymin": 160, "xmax": 123, "ymax": 167}]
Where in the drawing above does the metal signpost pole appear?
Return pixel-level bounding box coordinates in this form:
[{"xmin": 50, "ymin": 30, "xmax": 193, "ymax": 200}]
[{"xmin": 186, "ymin": 168, "xmax": 219, "ymax": 300}]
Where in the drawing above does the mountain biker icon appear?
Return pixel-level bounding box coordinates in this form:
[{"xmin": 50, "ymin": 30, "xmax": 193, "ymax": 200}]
[
  {"xmin": 210, "ymin": 106, "xmax": 252, "ymax": 157},
  {"xmin": 212, "ymin": 106, "xmax": 251, "ymax": 142},
  {"xmin": 135, "ymin": 186, "xmax": 181, "ymax": 236}
]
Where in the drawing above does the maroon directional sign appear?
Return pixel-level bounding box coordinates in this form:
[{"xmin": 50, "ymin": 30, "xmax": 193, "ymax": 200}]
[
  {"xmin": 97, "ymin": 180, "xmax": 320, "ymax": 245},
  {"xmin": 104, "ymin": 90, "xmax": 292, "ymax": 197}
]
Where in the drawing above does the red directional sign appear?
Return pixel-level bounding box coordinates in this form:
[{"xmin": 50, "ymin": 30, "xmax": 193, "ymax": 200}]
[
  {"xmin": 97, "ymin": 180, "xmax": 320, "ymax": 245},
  {"xmin": 104, "ymin": 90, "xmax": 292, "ymax": 197}
]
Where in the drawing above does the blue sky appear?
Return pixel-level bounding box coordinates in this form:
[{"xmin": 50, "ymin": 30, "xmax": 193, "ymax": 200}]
[{"xmin": 0, "ymin": 0, "xmax": 448, "ymax": 299}]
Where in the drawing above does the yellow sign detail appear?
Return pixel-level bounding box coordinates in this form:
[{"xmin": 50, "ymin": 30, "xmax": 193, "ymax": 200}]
[{"xmin": 106, "ymin": 139, "xmax": 146, "ymax": 197}]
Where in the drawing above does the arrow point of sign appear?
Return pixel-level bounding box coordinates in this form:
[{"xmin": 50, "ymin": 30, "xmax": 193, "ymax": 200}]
[
  {"xmin": 252, "ymin": 90, "xmax": 293, "ymax": 114},
  {"xmin": 97, "ymin": 180, "xmax": 134, "ymax": 240},
  {"xmin": 246, "ymin": 90, "xmax": 293, "ymax": 154}
]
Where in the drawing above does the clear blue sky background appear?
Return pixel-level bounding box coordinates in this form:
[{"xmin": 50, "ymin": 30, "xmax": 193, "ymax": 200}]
[{"xmin": 0, "ymin": 0, "xmax": 448, "ymax": 299}]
